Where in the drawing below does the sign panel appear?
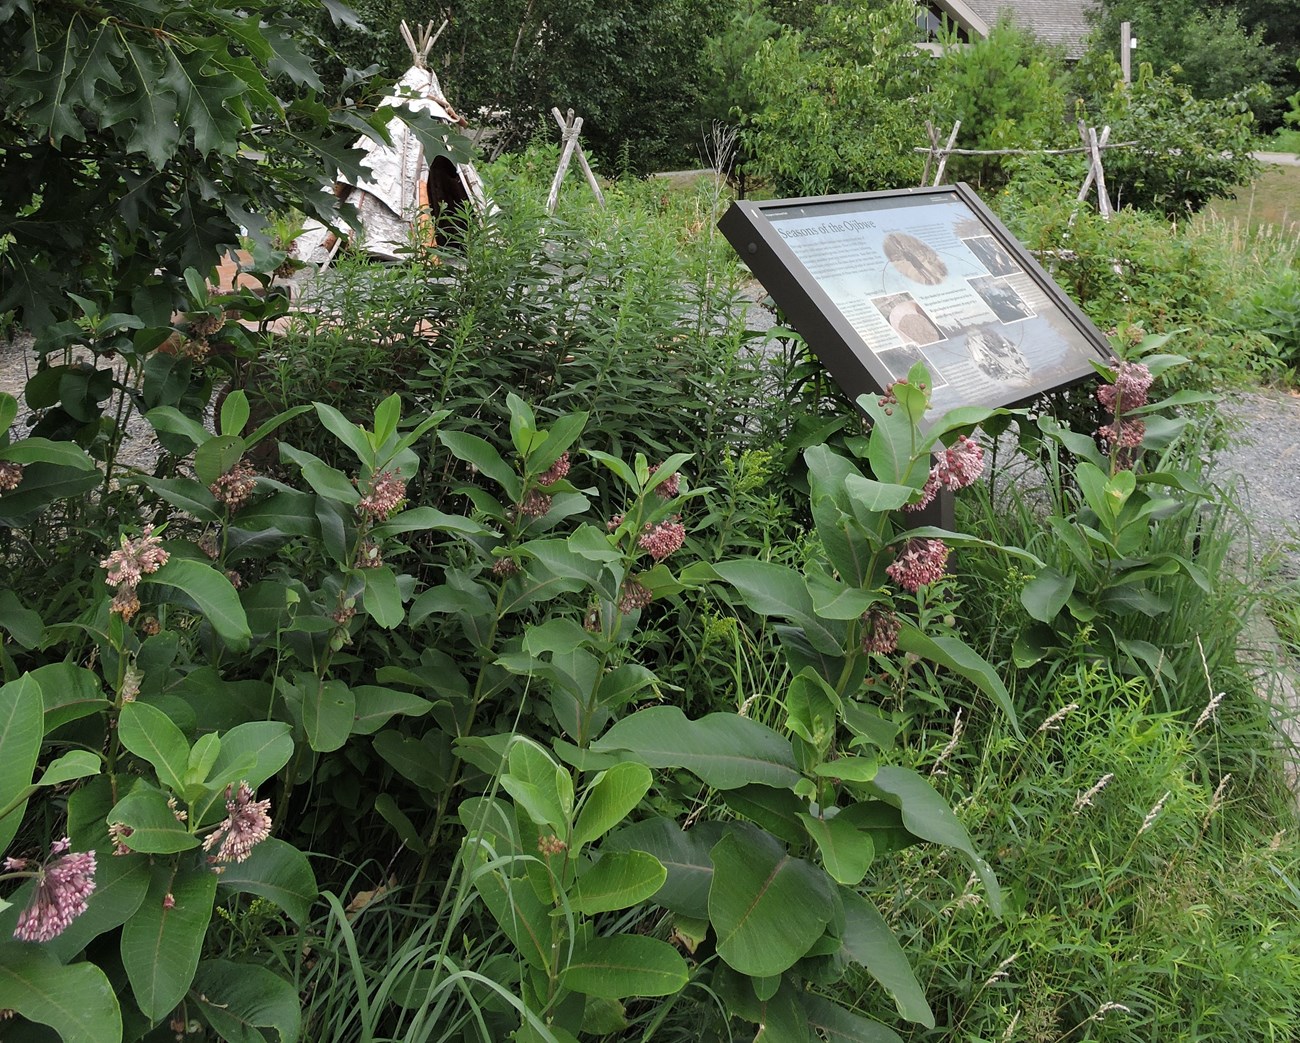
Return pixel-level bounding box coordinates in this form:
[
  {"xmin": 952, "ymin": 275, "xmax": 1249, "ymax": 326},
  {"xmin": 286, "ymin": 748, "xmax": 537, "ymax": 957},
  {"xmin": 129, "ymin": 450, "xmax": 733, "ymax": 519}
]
[{"xmin": 719, "ymin": 184, "xmax": 1113, "ymax": 417}]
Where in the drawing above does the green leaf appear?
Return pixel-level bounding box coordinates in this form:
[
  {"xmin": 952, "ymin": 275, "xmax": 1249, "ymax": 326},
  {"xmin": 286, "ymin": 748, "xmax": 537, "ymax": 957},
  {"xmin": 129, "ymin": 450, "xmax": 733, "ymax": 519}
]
[
  {"xmin": 145, "ymin": 405, "xmax": 211, "ymax": 449},
  {"xmin": 369, "ymin": 506, "xmax": 490, "ymax": 539},
  {"xmin": 205, "ymin": 721, "xmax": 294, "ymax": 793},
  {"xmin": 349, "ymin": 686, "xmax": 433, "ymax": 736},
  {"xmin": 0, "ymin": 462, "xmax": 99, "ymax": 526},
  {"xmin": 603, "ymin": 817, "xmax": 723, "ymax": 919},
  {"xmin": 711, "ymin": 560, "xmax": 843, "ymax": 654},
  {"xmin": 46, "ymin": 854, "xmax": 150, "ymax": 962},
  {"xmin": 1021, "ymin": 567, "xmax": 1075, "ymax": 623},
  {"xmin": 195, "ymin": 433, "xmax": 247, "ymax": 487},
  {"xmin": 0, "ymin": 590, "xmax": 43, "ymax": 648},
  {"xmin": 502, "ymin": 739, "xmax": 571, "ymax": 833},
  {"xmin": 122, "ymin": 864, "xmax": 218, "ymax": 1021},
  {"xmin": 894, "ymin": 627, "xmax": 1020, "ymax": 738},
  {"xmin": 216, "ymin": 838, "xmax": 317, "ymax": 926},
  {"xmin": 573, "ymin": 850, "xmax": 667, "ymax": 914},
  {"xmin": 107, "ymin": 785, "xmax": 199, "ymax": 853},
  {"xmin": 802, "ymin": 993, "xmax": 905, "ymax": 1043},
  {"xmin": 865, "ymin": 766, "xmax": 1001, "ymax": 915},
  {"xmin": 838, "ymin": 889, "xmax": 934, "ymax": 1028},
  {"xmin": 29, "ymin": 662, "xmax": 108, "ymax": 731},
  {"xmin": 591, "ymin": 707, "xmax": 800, "ymax": 790},
  {"xmin": 119, "ymin": 701, "xmax": 191, "ymax": 794},
  {"xmin": 220, "ymin": 390, "xmax": 252, "ymax": 438},
  {"xmin": 464, "ymin": 841, "xmax": 551, "ymax": 971},
  {"xmin": 798, "ymin": 813, "xmax": 876, "ymax": 885},
  {"xmin": 142, "ymin": 558, "xmax": 251, "ymax": 651},
  {"xmin": 314, "ymin": 402, "xmax": 373, "ymax": 464},
  {"xmin": 709, "ymin": 824, "xmax": 836, "ymax": 977},
  {"xmin": 573, "ymin": 763, "xmax": 653, "ymax": 848},
  {"xmin": 298, "ymin": 678, "xmax": 356, "ymax": 753},
  {"xmin": 193, "ymin": 959, "xmax": 301, "ymax": 1043},
  {"xmin": 373, "ymin": 394, "xmax": 401, "ymax": 448},
  {"xmin": 362, "ymin": 565, "xmax": 404, "ymax": 628},
  {"xmin": 279, "ymin": 444, "xmax": 360, "ymax": 505},
  {"xmin": 2, "ymin": 436, "xmax": 97, "ymax": 470},
  {"xmin": 843, "ymin": 473, "xmax": 917, "ymax": 512},
  {"xmin": 0, "ymin": 943, "xmax": 121, "ymax": 1043},
  {"xmin": 0, "ymin": 674, "xmax": 42, "ymax": 853},
  {"xmin": 562, "ymin": 935, "xmax": 688, "ymax": 999},
  {"xmin": 439, "ymin": 430, "xmax": 521, "ymax": 500},
  {"xmin": 36, "ymin": 749, "xmax": 102, "ymax": 787}
]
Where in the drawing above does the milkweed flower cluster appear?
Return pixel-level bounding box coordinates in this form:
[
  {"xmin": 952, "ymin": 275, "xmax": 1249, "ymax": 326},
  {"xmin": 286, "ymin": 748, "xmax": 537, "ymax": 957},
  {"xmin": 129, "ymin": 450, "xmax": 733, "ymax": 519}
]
[
  {"xmin": 618, "ymin": 577, "xmax": 654, "ymax": 613},
  {"xmin": 9, "ymin": 838, "xmax": 97, "ymax": 943},
  {"xmin": 538, "ymin": 452, "xmax": 570, "ymax": 486},
  {"xmin": 638, "ymin": 518, "xmax": 686, "ymax": 561},
  {"xmin": 203, "ymin": 782, "xmax": 272, "ymax": 866},
  {"xmin": 648, "ymin": 464, "xmax": 680, "ymax": 499},
  {"xmin": 860, "ymin": 608, "xmax": 901, "ymax": 655},
  {"xmin": 210, "ymin": 459, "xmax": 258, "ymax": 512},
  {"xmin": 1097, "ymin": 360, "xmax": 1153, "ymax": 462},
  {"xmin": 101, "ymin": 528, "xmax": 169, "ymax": 622},
  {"xmin": 356, "ymin": 470, "xmax": 406, "ymax": 521},
  {"xmin": 518, "ymin": 490, "xmax": 552, "ymax": 518},
  {"xmin": 906, "ymin": 435, "xmax": 985, "ymax": 512},
  {"xmin": 0, "ymin": 460, "xmax": 23, "ymax": 492},
  {"xmin": 886, "ymin": 538, "xmax": 950, "ymax": 592}
]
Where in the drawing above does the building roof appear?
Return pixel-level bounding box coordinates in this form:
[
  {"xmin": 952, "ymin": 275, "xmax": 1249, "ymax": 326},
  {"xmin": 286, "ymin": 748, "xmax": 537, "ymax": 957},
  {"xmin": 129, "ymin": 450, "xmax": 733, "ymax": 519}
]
[{"xmin": 932, "ymin": 0, "xmax": 1099, "ymax": 58}]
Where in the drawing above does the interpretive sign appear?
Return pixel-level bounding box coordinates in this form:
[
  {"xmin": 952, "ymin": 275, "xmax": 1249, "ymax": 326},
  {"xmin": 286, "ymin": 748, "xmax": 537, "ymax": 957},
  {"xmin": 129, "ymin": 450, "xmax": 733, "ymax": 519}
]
[{"xmin": 719, "ymin": 184, "xmax": 1113, "ymax": 417}]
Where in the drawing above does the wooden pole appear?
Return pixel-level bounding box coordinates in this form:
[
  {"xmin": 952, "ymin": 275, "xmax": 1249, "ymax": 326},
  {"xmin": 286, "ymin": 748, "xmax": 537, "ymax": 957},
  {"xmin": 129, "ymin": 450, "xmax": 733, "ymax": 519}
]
[
  {"xmin": 1120, "ymin": 21, "xmax": 1132, "ymax": 85},
  {"xmin": 551, "ymin": 107, "xmax": 605, "ymax": 206},
  {"xmin": 920, "ymin": 120, "xmax": 939, "ymax": 187},
  {"xmin": 1075, "ymin": 124, "xmax": 1111, "ymax": 204},
  {"xmin": 547, "ymin": 114, "xmax": 584, "ymax": 214},
  {"xmin": 932, "ymin": 120, "xmax": 961, "ymax": 186},
  {"xmin": 1088, "ymin": 126, "xmax": 1112, "ymax": 219}
]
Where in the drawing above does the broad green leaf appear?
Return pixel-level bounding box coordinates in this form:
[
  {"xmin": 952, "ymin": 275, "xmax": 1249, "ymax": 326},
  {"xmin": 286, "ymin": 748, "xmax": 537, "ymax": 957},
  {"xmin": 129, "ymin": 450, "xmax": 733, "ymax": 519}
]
[
  {"xmin": 802, "ymin": 993, "xmax": 905, "ymax": 1043},
  {"xmin": 591, "ymin": 707, "xmax": 800, "ymax": 790},
  {"xmin": 373, "ymin": 394, "xmax": 401, "ymax": 447},
  {"xmin": 0, "ymin": 393, "xmax": 15, "ymax": 431},
  {"xmin": 720, "ymin": 785, "xmax": 806, "ymax": 846},
  {"xmin": 27, "ymin": 662, "xmax": 109, "ymax": 732},
  {"xmin": 843, "ymin": 473, "xmax": 917, "ymax": 512},
  {"xmin": 573, "ymin": 850, "xmax": 666, "ymax": 914},
  {"xmin": 349, "ymin": 686, "xmax": 433, "ymax": 736},
  {"xmin": 439, "ymin": 430, "xmax": 521, "ymax": 500},
  {"xmin": 0, "ymin": 462, "xmax": 99, "ymax": 526},
  {"xmin": 798, "ymin": 814, "xmax": 876, "ymax": 885},
  {"xmin": 0, "ymin": 590, "xmax": 43, "ymax": 648},
  {"xmin": 709, "ymin": 824, "xmax": 836, "ymax": 977},
  {"xmin": 374, "ymin": 793, "xmax": 428, "ymax": 854},
  {"xmin": 573, "ymin": 762, "xmax": 653, "ymax": 848},
  {"xmin": 0, "ymin": 674, "xmax": 42, "ymax": 853},
  {"xmin": 1, "ymin": 436, "xmax": 97, "ymax": 470},
  {"xmin": 122, "ymin": 864, "xmax": 218, "ymax": 1021},
  {"xmin": 362, "ymin": 565, "xmax": 404, "ymax": 628},
  {"xmin": 865, "ymin": 766, "xmax": 1001, "ymax": 915},
  {"xmin": 47, "ymin": 854, "xmax": 150, "ymax": 962},
  {"xmin": 562, "ymin": 935, "xmax": 688, "ymax": 999},
  {"xmin": 36, "ymin": 750, "xmax": 102, "ymax": 787},
  {"xmin": 193, "ymin": 959, "xmax": 301, "ymax": 1043},
  {"xmin": 205, "ymin": 721, "xmax": 294, "ymax": 793},
  {"xmin": 711, "ymin": 559, "xmax": 843, "ymax": 654},
  {"xmin": 1021, "ymin": 567, "xmax": 1075, "ymax": 623},
  {"xmin": 603, "ymin": 817, "xmax": 724, "ymax": 919},
  {"xmin": 298, "ymin": 678, "xmax": 355, "ymax": 753},
  {"xmin": 195, "ymin": 433, "xmax": 247, "ymax": 487},
  {"xmin": 220, "ymin": 390, "xmax": 252, "ymax": 439},
  {"xmin": 188, "ymin": 732, "xmax": 222, "ymax": 787},
  {"xmin": 464, "ymin": 842, "xmax": 551, "ymax": 971},
  {"xmin": 142, "ymin": 558, "xmax": 251, "ymax": 650},
  {"xmin": 119, "ymin": 702, "xmax": 191, "ymax": 794},
  {"xmin": 838, "ymin": 889, "xmax": 934, "ymax": 1027},
  {"xmin": 133, "ymin": 475, "xmax": 220, "ymax": 522},
  {"xmin": 144, "ymin": 405, "xmax": 210, "ymax": 449},
  {"xmin": 107, "ymin": 785, "xmax": 199, "ymax": 853},
  {"xmin": 314, "ymin": 402, "xmax": 373, "ymax": 464},
  {"xmin": 502, "ymin": 739, "xmax": 570, "ymax": 833},
  {"xmin": 0, "ymin": 943, "xmax": 121, "ymax": 1043},
  {"xmin": 216, "ymin": 838, "xmax": 317, "ymax": 926},
  {"xmin": 369, "ymin": 506, "xmax": 490, "ymax": 539},
  {"xmin": 895, "ymin": 627, "xmax": 1020, "ymax": 737},
  {"xmin": 279, "ymin": 444, "xmax": 360, "ymax": 505}
]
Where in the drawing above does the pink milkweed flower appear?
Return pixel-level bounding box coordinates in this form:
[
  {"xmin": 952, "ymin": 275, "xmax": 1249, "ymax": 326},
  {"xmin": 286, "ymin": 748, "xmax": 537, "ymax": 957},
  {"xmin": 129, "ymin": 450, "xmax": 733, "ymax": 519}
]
[
  {"xmin": 649, "ymin": 464, "xmax": 680, "ymax": 499},
  {"xmin": 0, "ymin": 460, "xmax": 23, "ymax": 492},
  {"xmin": 638, "ymin": 518, "xmax": 686, "ymax": 561},
  {"xmin": 886, "ymin": 538, "xmax": 950, "ymax": 593},
  {"xmin": 202, "ymin": 782, "xmax": 272, "ymax": 865},
  {"xmin": 356, "ymin": 470, "xmax": 406, "ymax": 521},
  {"xmin": 11, "ymin": 840, "xmax": 97, "ymax": 943},
  {"xmin": 538, "ymin": 452, "xmax": 571, "ymax": 486},
  {"xmin": 209, "ymin": 459, "xmax": 258, "ymax": 512},
  {"xmin": 905, "ymin": 436, "xmax": 985, "ymax": 513},
  {"xmin": 1097, "ymin": 361, "xmax": 1153, "ymax": 414},
  {"xmin": 861, "ymin": 608, "xmax": 901, "ymax": 655},
  {"xmin": 101, "ymin": 528, "xmax": 169, "ymax": 589}
]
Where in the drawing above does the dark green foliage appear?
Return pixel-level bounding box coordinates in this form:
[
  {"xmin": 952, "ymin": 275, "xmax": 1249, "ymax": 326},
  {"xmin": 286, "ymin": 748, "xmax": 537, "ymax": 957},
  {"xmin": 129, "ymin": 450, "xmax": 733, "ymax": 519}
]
[
  {"xmin": 313, "ymin": 0, "xmax": 732, "ymax": 171},
  {"xmin": 0, "ymin": 0, "xmax": 467, "ymax": 336},
  {"xmin": 738, "ymin": 0, "xmax": 942, "ymax": 196}
]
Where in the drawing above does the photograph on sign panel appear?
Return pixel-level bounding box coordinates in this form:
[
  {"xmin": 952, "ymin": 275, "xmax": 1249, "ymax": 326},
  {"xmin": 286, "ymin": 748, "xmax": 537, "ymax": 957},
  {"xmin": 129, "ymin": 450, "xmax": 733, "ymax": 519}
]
[{"xmin": 761, "ymin": 190, "xmax": 1106, "ymax": 413}]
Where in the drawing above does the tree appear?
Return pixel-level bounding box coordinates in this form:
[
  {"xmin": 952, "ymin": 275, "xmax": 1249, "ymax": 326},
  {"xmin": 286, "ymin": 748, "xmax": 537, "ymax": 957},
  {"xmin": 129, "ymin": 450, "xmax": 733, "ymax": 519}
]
[
  {"xmin": 0, "ymin": 0, "xmax": 465, "ymax": 338},
  {"xmin": 738, "ymin": 0, "xmax": 945, "ymax": 196}
]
